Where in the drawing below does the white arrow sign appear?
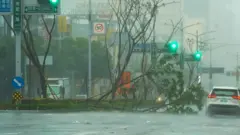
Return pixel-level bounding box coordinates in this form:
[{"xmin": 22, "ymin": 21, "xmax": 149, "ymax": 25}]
[{"xmin": 13, "ymin": 78, "xmax": 22, "ymax": 87}]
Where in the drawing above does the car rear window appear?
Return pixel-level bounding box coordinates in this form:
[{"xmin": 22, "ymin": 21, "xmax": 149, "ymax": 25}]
[{"xmin": 212, "ymin": 89, "xmax": 238, "ymax": 96}]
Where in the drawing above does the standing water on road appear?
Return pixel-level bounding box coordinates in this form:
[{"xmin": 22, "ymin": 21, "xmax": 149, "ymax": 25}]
[{"xmin": 0, "ymin": 111, "xmax": 239, "ymax": 135}]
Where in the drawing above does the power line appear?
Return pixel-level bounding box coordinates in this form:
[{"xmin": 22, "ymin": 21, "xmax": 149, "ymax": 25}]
[{"xmin": 208, "ymin": 42, "xmax": 240, "ymax": 46}]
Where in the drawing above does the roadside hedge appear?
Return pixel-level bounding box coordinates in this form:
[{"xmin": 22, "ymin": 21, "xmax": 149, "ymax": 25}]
[{"xmin": 0, "ymin": 99, "xmax": 157, "ymax": 111}]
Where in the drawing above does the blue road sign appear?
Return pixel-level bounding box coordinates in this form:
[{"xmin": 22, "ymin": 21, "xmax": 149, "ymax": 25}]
[
  {"xmin": 133, "ymin": 43, "xmax": 151, "ymax": 52},
  {"xmin": 0, "ymin": 0, "xmax": 12, "ymax": 14},
  {"xmin": 12, "ymin": 76, "xmax": 24, "ymax": 89}
]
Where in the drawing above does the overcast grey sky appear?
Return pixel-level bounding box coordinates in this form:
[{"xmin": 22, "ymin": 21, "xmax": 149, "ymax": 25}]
[{"xmin": 183, "ymin": 0, "xmax": 240, "ymax": 88}]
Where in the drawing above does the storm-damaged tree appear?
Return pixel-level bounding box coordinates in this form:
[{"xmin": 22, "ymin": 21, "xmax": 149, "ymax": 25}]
[
  {"xmin": 137, "ymin": 21, "xmax": 207, "ymax": 113},
  {"xmin": 92, "ymin": 0, "xmax": 205, "ymax": 113},
  {"xmin": 3, "ymin": 15, "xmax": 56, "ymax": 98},
  {"xmin": 96, "ymin": 0, "xmax": 163, "ymax": 101},
  {"xmin": 142, "ymin": 52, "xmax": 205, "ymax": 113}
]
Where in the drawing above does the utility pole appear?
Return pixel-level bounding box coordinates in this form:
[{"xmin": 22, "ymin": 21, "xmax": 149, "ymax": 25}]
[
  {"xmin": 209, "ymin": 43, "xmax": 213, "ymax": 89},
  {"xmin": 13, "ymin": 0, "xmax": 22, "ymax": 78},
  {"xmin": 88, "ymin": 0, "xmax": 92, "ymax": 98},
  {"xmin": 236, "ymin": 52, "xmax": 239, "ymax": 87},
  {"xmin": 196, "ymin": 30, "xmax": 200, "ymax": 74}
]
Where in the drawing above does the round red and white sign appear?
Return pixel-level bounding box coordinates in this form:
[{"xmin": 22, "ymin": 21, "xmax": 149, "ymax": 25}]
[
  {"xmin": 94, "ymin": 23, "xmax": 104, "ymax": 32},
  {"xmin": 93, "ymin": 22, "xmax": 105, "ymax": 34}
]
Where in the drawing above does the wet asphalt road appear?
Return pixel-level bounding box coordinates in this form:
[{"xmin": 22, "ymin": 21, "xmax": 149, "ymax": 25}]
[{"xmin": 0, "ymin": 110, "xmax": 240, "ymax": 135}]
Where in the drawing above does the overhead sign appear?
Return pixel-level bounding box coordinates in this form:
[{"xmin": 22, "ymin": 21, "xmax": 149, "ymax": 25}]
[
  {"xmin": 23, "ymin": 0, "xmax": 60, "ymax": 15},
  {"xmin": 201, "ymin": 67, "xmax": 225, "ymax": 74},
  {"xmin": 12, "ymin": 76, "xmax": 24, "ymax": 89},
  {"xmin": 93, "ymin": 22, "xmax": 105, "ymax": 34},
  {"xmin": 61, "ymin": 0, "xmax": 112, "ymax": 17},
  {"xmin": 184, "ymin": 54, "xmax": 194, "ymax": 61},
  {"xmin": 13, "ymin": 0, "xmax": 22, "ymax": 32},
  {"xmin": 0, "ymin": 0, "xmax": 12, "ymax": 14}
]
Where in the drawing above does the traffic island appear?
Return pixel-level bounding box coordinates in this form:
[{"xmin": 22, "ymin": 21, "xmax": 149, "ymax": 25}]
[
  {"xmin": 0, "ymin": 99, "xmax": 157, "ymax": 112},
  {"xmin": 0, "ymin": 99, "xmax": 203, "ymax": 114}
]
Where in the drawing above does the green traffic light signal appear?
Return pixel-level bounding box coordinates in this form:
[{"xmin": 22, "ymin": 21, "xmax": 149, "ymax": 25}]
[
  {"xmin": 167, "ymin": 40, "xmax": 179, "ymax": 53},
  {"xmin": 193, "ymin": 51, "xmax": 202, "ymax": 61},
  {"xmin": 49, "ymin": 0, "xmax": 59, "ymax": 6}
]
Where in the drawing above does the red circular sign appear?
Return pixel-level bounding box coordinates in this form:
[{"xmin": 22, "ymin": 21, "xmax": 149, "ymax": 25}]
[{"xmin": 94, "ymin": 23, "xmax": 104, "ymax": 32}]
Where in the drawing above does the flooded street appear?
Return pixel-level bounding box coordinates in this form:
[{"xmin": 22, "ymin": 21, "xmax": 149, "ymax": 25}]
[{"xmin": 0, "ymin": 111, "xmax": 239, "ymax": 135}]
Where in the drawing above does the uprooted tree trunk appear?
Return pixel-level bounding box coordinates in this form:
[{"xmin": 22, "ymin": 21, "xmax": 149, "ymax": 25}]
[{"xmin": 3, "ymin": 15, "xmax": 55, "ymax": 98}]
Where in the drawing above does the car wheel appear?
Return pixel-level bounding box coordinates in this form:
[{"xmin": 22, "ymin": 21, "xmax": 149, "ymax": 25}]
[{"xmin": 206, "ymin": 110, "xmax": 214, "ymax": 117}]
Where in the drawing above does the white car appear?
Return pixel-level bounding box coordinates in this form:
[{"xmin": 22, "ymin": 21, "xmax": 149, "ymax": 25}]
[{"xmin": 206, "ymin": 86, "xmax": 240, "ymax": 116}]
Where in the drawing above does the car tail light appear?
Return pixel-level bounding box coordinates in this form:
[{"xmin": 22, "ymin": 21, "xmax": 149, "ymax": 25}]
[
  {"xmin": 208, "ymin": 94, "xmax": 216, "ymax": 98},
  {"xmin": 232, "ymin": 96, "xmax": 240, "ymax": 100}
]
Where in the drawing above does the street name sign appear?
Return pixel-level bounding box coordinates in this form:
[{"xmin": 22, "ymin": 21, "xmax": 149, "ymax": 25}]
[
  {"xmin": 0, "ymin": 0, "xmax": 12, "ymax": 14},
  {"xmin": 13, "ymin": 0, "xmax": 22, "ymax": 32},
  {"xmin": 23, "ymin": 0, "xmax": 60, "ymax": 15},
  {"xmin": 201, "ymin": 67, "xmax": 224, "ymax": 74}
]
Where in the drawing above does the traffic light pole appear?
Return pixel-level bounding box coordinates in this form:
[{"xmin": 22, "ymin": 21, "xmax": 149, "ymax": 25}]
[
  {"xmin": 88, "ymin": 0, "xmax": 92, "ymax": 97},
  {"xmin": 236, "ymin": 52, "xmax": 239, "ymax": 87},
  {"xmin": 15, "ymin": 32, "xmax": 22, "ymax": 77},
  {"xmin": 196, "ymin": 30, "xmax": 202, "ymax": 84},
  {"xmin": 196, "ymin": 31, "xmax": 200, "ymax": 73}
]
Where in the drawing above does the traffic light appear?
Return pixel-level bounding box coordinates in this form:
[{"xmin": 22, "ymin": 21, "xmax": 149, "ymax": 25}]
[
  {"xmin": 37, "ymin": 0, "xmax": 59, "ymax": 6},
  {"xmin": 167, "ymin": 40, "xmax": 179, "ymax": 54},
  {"xmin": 193, "ymin": 51, "xmax": 202, "ymax": 61}
]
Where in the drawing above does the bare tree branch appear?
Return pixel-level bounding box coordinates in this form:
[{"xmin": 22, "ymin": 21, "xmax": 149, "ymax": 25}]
[
  {"xmin": 41, "ymin": 15, "xmax": 56, "ymax": 71},
  {"xmin": 2, "ymin": 15, "xmax": 16, "ymax": 35}
]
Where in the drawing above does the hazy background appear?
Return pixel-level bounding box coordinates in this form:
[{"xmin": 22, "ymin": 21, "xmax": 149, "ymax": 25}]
[{"xmin": 0, "ymin": 0, "xmax": 240, "ymax": 95}]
